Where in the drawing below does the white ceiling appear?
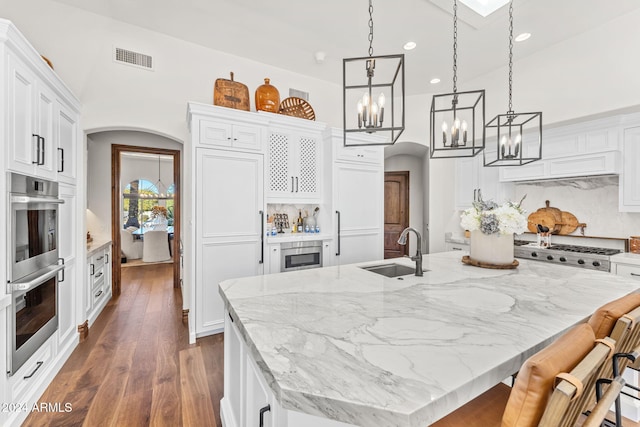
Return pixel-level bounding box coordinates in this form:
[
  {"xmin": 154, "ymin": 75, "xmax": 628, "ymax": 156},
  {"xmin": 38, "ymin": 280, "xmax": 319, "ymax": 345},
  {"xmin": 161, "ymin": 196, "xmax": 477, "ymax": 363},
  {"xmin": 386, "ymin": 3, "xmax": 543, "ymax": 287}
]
[{"xmin": 54, "ymin": 0, "xmax": 640, "ymax": 95}]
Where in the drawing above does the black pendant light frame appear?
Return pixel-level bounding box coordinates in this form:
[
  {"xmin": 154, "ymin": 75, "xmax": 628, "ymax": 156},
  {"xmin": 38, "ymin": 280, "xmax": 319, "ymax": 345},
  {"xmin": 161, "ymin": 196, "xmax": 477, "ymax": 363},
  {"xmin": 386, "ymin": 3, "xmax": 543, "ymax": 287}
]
[
  {"xmin": 484, "ymin": 0, "xmax": 542, "ymax": 167},
  {"xmin": 343, "ymin": 0, "xmax": 405, "ymax": 147},
  {"xmin": 430, "ymin": 0, "xmax": 485, "ymax": 159}
]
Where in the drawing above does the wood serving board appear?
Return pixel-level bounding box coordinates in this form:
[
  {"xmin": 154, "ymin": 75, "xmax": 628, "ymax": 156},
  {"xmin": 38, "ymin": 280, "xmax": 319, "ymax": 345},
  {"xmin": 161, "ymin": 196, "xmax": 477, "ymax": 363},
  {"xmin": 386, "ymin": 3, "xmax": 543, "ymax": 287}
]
[
  {"xmin": 213, "ymin": 72, "xmax": 250, "ymax": 111},
  {"xmin": 462, "ymin": 255, "xmax": 519, "ymax": 270}
]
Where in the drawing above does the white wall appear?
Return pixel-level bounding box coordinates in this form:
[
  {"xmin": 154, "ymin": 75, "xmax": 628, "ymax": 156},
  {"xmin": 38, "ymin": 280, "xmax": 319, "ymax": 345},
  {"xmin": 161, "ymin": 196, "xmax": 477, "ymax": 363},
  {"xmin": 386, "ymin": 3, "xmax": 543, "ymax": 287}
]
[
  {"xmin": 86, "ymin": 131, "xmax": 181, "ymax": 241},
  {"xmin": 0, "ymin": 0, "xmax": 343, "ymax": 142},
  {"xmin": 385, "ymin": 155, "xmax": 425, "ymax": 255}
]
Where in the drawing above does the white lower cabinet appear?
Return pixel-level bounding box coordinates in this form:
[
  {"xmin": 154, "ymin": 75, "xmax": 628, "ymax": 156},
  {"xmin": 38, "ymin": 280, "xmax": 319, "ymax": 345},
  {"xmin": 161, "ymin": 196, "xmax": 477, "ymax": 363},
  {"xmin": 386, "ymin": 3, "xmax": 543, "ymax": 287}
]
[
  {"xmin": 267, "ymin": 244, "xmax": 281, "ymax": 274},
  {"xmin": 445, "ymin": 242, "xmax": 469, "ymax": 253},
  {"xmin": 85, "ymin": 242, "xmax": 112, "ymax": 325},
  {"xmin": 221, "ymin": 310, "xmax": 355, "ymax": 427}
]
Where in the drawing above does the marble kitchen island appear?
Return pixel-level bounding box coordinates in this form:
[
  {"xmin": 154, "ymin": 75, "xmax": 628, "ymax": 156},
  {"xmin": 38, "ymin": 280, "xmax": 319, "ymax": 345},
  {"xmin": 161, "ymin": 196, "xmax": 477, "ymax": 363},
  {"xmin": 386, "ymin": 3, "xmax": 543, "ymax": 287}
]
[{"xmin": 218, "ymin": 251, "xmax": 640, "ymax": 427}]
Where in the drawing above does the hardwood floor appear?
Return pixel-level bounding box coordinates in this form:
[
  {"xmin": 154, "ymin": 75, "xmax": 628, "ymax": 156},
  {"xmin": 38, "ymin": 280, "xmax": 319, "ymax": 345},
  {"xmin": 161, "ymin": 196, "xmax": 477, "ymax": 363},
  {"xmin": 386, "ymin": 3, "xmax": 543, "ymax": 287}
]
[{"xmin": 23, "ymin": 263, "xmax": 223, "ymax": 427}]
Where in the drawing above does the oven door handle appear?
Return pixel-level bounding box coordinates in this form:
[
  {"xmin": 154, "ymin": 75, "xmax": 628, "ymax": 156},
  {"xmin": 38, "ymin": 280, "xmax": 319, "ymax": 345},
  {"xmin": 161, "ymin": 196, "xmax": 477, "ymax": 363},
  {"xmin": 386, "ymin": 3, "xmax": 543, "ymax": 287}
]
[
  {"xmin": 10, "ymin": 195, "xmax": 65, "ymax": 205},
  {"xmin": 10, "ymin": 264, "xmax": 65, "ymax": 292}
]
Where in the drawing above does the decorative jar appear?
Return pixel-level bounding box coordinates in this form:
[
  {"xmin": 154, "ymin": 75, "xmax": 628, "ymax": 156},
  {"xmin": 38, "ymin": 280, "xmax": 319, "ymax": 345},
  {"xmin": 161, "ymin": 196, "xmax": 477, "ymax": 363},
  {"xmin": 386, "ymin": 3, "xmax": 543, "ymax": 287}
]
[{"xmin": 255, "ymin": 78, "xmax": 280, "ymax": 113}]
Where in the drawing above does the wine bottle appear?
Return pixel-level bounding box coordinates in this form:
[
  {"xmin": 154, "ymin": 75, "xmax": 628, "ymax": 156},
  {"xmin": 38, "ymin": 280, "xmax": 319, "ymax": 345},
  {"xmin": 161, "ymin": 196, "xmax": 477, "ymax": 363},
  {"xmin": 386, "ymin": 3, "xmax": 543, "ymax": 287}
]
[{"xmin": 297, "ymin": 211, "xmax": 303, "ymax": 232}]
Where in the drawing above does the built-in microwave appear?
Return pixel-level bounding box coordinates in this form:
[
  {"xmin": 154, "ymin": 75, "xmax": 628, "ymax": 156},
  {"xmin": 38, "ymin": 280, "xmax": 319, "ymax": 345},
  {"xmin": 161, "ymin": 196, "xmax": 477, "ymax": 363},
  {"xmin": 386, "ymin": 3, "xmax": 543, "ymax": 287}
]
[
  {"xmin": 280, "ymin": 241, "xmax": 323, "ymax": 272},
  {"xmin": 9, "ymin": 173, "xmax": 64, "ymax": 282}
]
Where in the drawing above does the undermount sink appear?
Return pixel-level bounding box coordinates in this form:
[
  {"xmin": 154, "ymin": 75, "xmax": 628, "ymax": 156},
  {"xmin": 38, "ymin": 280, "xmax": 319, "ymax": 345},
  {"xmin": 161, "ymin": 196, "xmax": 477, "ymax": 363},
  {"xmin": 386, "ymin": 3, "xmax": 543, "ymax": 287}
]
[{"xmin": 360, "ymin": 263, "xmax": 417, "ymax": 278}]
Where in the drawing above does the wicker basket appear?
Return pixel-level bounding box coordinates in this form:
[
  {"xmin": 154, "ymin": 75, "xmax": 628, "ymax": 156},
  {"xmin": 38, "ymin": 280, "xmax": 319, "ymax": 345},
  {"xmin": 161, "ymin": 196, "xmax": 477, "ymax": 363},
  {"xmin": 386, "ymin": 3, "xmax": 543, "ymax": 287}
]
[{"xmin": 278, "ymin": 97, "xmax": 315, "ymax": 121}]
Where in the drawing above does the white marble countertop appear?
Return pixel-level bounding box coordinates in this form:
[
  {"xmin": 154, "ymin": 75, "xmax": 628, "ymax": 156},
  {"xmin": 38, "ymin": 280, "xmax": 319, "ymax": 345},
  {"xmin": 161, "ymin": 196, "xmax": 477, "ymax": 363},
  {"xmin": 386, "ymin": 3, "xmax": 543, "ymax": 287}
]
[
  {"xmin": 87, "ymin": 239, "xmax": 112, "ymax": 257},
  {"xmin": 219, "ymin": 251, "xmax": 640, "ymax": 427},
  {"xmin": 611, "ymin": 252, "xmax": 640, "ymax": 267}
]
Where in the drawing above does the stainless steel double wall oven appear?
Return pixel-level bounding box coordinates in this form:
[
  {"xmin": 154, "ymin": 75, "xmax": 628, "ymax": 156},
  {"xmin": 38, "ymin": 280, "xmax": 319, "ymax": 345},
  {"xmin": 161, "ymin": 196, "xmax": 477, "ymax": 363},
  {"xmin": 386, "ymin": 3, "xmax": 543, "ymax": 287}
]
[{"xmin": 7, "ymin": 172, "xmax": 65, "ymax": 375}]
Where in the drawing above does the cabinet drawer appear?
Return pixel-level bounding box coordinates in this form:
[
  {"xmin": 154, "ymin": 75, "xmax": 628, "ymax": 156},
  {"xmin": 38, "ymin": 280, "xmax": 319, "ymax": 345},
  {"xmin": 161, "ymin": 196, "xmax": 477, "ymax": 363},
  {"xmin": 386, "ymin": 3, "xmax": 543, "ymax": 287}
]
[
  {"xmin": 93, "ymin": 282, "xmax": 106, "ymax": 305},
  {"xmin": 616, "ymin": 264, "xmax": 640, "ymax": 280},
  {"xmin": 200, "ymin": 120, "xmax": 263, "ymax": 151},
  {"xmin": 92, "ymin": 270, "xmax": 105, "ymax": 291},
  {"xmin": 335, "ymin": 144, "xmax": 383, "ymax": 164},
  {"xmin": 10, "ymin": 337, "xmax": 53, "ymax": 403}
]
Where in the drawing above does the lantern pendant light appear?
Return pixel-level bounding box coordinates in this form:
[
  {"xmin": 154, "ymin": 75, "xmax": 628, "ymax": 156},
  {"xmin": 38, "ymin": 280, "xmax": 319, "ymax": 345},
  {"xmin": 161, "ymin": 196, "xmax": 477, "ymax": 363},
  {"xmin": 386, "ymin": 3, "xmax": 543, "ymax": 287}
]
[
  {"xmin": 484, "ymin": 0, "xmax": 542, "ymax": 167},
  {"xmin": 343, "ymin": 0, "xmax": 405, "ymax": 147},
  {"xmin": 430, "ymin": 0, "xmax": 485, "ymax": 159}
]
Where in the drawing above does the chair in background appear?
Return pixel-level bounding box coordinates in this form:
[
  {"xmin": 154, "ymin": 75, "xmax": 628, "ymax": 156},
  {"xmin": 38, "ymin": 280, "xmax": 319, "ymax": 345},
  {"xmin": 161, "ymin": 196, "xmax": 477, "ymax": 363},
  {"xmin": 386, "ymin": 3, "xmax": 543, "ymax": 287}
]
[
  {"xmin": 430, "ymin": 323, "xmax": 612, "ymax": 427},
  {"xmin": 120, "ymin": 229, "xmax": 143, "ymax": 260},
  {"xmin": 142, "ymin": 230, "xmax": 171, "ymax": 263}
]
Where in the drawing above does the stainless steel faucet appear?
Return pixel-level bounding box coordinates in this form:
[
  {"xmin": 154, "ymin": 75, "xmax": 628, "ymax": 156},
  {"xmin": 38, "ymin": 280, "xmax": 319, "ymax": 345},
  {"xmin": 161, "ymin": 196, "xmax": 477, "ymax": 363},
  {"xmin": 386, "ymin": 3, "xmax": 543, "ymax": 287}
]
[{"xmin": 397, "ymin": 227, "xmax": 423, "ymax": 276}]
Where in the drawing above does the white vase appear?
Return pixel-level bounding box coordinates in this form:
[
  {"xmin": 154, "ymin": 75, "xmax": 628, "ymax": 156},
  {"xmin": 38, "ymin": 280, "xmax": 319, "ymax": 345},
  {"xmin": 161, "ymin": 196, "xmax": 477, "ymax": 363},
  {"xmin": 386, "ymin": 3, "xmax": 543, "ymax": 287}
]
[{"xmin": 470, "ymin": 230, "xmax": 514, "ymax": 265}]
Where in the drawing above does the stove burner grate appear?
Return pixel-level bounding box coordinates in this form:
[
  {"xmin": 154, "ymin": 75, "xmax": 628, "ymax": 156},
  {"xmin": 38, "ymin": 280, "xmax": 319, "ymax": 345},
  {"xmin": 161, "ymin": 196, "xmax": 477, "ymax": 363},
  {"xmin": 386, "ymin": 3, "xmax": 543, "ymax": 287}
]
[{"xmin": 546, "ymin": 244, "xmax": 620, "ymax": 256}]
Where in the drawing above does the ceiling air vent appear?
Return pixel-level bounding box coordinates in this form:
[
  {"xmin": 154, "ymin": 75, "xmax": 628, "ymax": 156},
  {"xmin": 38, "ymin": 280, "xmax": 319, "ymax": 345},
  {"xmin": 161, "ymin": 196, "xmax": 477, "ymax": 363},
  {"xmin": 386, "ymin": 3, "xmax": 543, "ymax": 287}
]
[{"xmin": 114, "ymin": 47, "xmax": 154, "ymax": 70}]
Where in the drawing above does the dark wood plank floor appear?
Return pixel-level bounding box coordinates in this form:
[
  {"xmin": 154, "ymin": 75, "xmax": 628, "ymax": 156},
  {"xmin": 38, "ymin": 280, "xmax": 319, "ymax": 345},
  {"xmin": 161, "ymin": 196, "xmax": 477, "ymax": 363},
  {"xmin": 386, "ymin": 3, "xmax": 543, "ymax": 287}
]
[{"xmin": 23, "ymin": 263, "xmax": 223, "ymax": 427}]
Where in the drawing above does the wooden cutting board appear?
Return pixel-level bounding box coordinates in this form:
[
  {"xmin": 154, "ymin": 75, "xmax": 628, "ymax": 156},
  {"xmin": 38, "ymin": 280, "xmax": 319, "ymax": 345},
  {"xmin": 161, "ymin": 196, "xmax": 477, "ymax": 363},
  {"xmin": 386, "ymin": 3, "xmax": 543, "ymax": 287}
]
[
  {"xmin": 213, "ymin": 72, "xmax": 250, "ymax": 111},
  {"xmin": 527, "ymin": 200, "xmax": 563, "ymax": 234},
  {"xmin": 558, "ymin": 211, "xmax": 587, "ymax": 235}
]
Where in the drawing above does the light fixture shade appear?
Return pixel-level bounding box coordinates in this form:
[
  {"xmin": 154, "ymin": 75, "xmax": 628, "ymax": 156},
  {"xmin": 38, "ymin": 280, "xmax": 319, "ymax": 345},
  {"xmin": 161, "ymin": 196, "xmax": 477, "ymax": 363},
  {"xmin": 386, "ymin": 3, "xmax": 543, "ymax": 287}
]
[
  {"xmin": 483, "ymin": 111, "xmax": 542, "ymax": 167},
  {"xmin": 430, "ymin": 89, "xmax": 485, "ymax": 158},
  {"xmin": 343, "ymin": 54, "xmax": 405, "ymax": 147}
]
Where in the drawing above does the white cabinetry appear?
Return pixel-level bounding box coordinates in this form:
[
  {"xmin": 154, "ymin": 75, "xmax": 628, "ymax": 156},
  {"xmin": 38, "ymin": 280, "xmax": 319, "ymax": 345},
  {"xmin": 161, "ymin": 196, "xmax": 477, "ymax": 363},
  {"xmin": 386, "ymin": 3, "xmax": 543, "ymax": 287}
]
[
  {"xmin": 328, "ymin": 129, "xmax": 384, "ymax": 265},
  {"xmin": 620, "ymin": 126, "xmax": 640, "ymax": 212},
  {"xmin": 194, "ymin": 148, "xmax": 264, "ymax": 336},
  {"xmin": 455, "ymin": 155, "xmax": 503, "ymax": 209},
  {"xmin": 267, "ymin": 117, "xmax": 324, "ymax": 202},
  {"xmin": 85, "ymin": 243, "xmax": 112, "ymax": 326},
  {"xmin": 199, "ymin": 119, "xmax": 263, "ymax": 151},
  {"xmin": 6, "ymin": 53, "xmax": 56, "ymax": 179},
  {"xmin": 1, "ymin": 19, "xmax": 83, "ymax": 427},
  {"xmin": 499, "ymin": 117, "xmax": 622, "ymax": 182}
]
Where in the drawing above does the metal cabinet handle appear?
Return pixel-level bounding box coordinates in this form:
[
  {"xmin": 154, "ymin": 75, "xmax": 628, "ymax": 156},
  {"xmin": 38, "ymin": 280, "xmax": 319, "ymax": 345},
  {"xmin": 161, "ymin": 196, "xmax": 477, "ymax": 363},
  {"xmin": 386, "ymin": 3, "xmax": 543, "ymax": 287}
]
[
  {"xmin": 32, "ymin": 134, "xmax": 40, "ymax": 164},
  {"xmin": 259, "ymin": 404, "xmax": 271, "ymax": 427},
  {"xmin": 57, "ymin": 147, "xmax": 64, "ymax": 172},
  {"xmin": 95, "ymin": 290, "xmax": 103, "ymax": 298},
  {"xmin": 336, "ymin": 210, "xmax": 341, "ymax": 256},
  {"xmin": 24, "ymin": 361, "xmax": 44, "ymax": 379},
  {"xmin": 58, "ymin": 257, "xmax": 65, "ymax": 283},
  {"xmin": 105, "ymin": 254, "xmax": 109, "ymax": 264},
  {"xmin": 36, "ymin": 136, "xmax": 45, "ymax": 166},
  {"xmin": 95, "ymin": 271, "xmax": 103, "ymax": 279},
  {"xmin": 631, "ymin": 273, "xmax": 640, "ymax": 277},
  {"xmin": 296, "ymin": 176, "xmax": 299, "ymax": 193},
  {"xmin": 90, "ymin": 263, "xmax": 95, "ymax": 275},
  {"xmin": 96, "ymin": 256, "xmax": 104, "ymax": 261},
  {"xmin": 473, "ymin": 189, "xmax": 477, "ymax": 202},
  {"xmin": 259, "ymin": 210, "xmax": 264, "ymax": 264},
  {"xmin": 291, "ymin": 176, "xmax": 295, "ymax": 193}
]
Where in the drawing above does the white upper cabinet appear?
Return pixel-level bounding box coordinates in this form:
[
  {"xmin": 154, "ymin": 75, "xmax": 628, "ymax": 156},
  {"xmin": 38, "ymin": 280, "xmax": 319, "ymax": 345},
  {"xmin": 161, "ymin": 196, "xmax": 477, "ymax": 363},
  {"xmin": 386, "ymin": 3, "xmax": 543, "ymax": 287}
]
[
  {"xmin": 499, "ymin": 117, "xmax": 622, "ymax": 182},
  {"xmin": 6, "ymin": 53, "xmax": 56, "ymax": 179},
  {"xmin": 266, "ymin": 117, "xmax": 324, "ymax": 202},
  {"xmin": 55, "ymin": 100, "xmax": 79, "ymax": 183},
  {"xmin": 455, "ymin": 155, "xmax": 504, "ymax": 209},
  {"xmin": 5, "ymin": 38, "xmax": 81, "ymax": 184},
  {"xmin": 620, "ymin": 126, "xmax": 640, "ymax": 212},
  {"xmin": 199, "ymin": 120, "xmax": 263, "ymax": 151}
]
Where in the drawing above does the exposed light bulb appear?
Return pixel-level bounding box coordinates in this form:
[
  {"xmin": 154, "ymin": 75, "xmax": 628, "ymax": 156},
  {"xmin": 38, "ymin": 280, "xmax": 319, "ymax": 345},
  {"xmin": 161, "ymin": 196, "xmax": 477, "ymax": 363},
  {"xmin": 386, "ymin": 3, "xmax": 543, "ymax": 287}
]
[
  {"xmin": 378, "ymin": 93, "xmax": 385, "ymax": 107},
  {"xmin": 357, "ymin": 101, "xmax": 363, "ymax": 113}
]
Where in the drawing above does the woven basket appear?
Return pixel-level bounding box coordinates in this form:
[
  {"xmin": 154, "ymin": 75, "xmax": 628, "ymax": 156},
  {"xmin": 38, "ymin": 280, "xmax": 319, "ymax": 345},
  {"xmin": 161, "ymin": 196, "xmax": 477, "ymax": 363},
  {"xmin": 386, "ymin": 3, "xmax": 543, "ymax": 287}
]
[{"xmin": 278, "ymin": 97, "xmax": 315, "ymax": 121}]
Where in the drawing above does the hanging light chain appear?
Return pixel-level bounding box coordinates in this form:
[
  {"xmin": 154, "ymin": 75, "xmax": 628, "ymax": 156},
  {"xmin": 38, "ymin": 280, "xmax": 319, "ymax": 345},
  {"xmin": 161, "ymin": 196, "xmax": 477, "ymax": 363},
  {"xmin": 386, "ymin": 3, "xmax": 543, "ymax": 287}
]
[
  {"xmin": 368, "ymin": 0, "xmax": 374, "ymax": 57},
  {"xmin": 508, "ymin": 0, "xmax": 514, "ymax": 113},
  {"xmin": 452, "ymin": 0, "xmax": 458, "ymax": 93}
]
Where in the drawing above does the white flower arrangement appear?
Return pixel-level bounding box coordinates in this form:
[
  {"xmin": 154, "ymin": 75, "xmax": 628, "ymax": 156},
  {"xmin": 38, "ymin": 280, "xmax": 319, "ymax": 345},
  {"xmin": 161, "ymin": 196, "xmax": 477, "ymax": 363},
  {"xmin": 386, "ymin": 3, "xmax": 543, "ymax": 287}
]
[{"xmin": 461, "ymin": 195, "xmax": 528, "ymax": 235}]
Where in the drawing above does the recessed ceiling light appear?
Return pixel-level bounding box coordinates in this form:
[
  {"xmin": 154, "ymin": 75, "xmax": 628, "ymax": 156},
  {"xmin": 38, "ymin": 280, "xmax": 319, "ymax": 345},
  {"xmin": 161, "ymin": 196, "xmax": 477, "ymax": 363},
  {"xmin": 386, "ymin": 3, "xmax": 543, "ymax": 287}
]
[
  {"xmin": 403, "ymin": 41, "xmax": 417, "ymax": 51},
  {"xmin": 430, "ymin": 78, "xmax": 441, "ymax": 84},
  {"xmin": 515, "ymin": 32, "xmax": 531, "ymax": 42}
]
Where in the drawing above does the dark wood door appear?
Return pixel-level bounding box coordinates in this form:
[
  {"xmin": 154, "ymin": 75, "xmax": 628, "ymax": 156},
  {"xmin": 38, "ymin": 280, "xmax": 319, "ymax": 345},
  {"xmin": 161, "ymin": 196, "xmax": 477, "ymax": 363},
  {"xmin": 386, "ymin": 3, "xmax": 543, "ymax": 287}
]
[{"xmin": 384, "ymin": 171, "xmax": 409, "ymax": 259}]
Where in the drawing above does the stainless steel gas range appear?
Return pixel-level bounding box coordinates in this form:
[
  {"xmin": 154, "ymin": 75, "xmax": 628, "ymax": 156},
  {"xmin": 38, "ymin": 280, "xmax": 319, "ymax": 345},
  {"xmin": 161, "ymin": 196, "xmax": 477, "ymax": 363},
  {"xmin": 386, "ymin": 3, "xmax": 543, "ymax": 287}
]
[{"xmin": 514, "ymin": 240, "xmax": 621, "ymax": 272}]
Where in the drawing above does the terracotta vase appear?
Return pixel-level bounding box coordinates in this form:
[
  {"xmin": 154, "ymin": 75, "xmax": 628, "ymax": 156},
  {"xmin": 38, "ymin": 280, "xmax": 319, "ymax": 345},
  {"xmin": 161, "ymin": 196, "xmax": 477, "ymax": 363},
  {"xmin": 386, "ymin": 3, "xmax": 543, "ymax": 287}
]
[
  {"xmin": 470, "ymin": 230, "xmax": 514, "ymax": 265},
  {"xmin": 255, "ymin": 78, "xmax": 280, "ymax": 113}
]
